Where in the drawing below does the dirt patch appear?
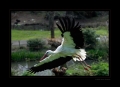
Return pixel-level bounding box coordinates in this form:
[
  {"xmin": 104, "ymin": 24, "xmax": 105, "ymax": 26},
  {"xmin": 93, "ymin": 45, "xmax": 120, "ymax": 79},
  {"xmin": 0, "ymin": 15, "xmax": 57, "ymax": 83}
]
[{"xmin": 11, "ymin": 11, "xmax": 47, "ymax": 25}]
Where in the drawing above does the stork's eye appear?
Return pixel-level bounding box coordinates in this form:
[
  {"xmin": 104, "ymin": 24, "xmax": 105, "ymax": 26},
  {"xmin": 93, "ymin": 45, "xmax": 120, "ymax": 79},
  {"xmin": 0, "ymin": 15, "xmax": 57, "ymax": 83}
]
[{"xmin": 46, "ymin": 52, "xmax": 49, "ymax": 54}]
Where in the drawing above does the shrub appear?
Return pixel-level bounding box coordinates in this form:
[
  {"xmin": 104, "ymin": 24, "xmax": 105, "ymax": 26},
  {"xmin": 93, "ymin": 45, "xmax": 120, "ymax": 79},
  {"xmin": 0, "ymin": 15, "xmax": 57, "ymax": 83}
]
[
  {"xmin": 87, "ymin": 49, "xmax": 108, "ymax": 61},
  {"xmin": 91, "ymin": 61, "xmax": 109, "ymax": 76},
  {"xmin": 96, "ymin": 36, "xmax": 109, "ymax": 54},
  {"xmin": 82, "ymin": 28, "xmax": 99, "ymax": 49},
  {"xmin": 27, "ymin": 38, "xmax": 45, "ymax": 51},
  {"xmin": 87, "ymin": 36, "xmax": 109, "ymax": 61}
]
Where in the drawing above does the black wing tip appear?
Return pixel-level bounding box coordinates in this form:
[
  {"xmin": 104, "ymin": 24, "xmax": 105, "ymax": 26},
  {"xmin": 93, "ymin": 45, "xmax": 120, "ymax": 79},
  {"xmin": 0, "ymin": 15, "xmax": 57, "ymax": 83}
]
[
  {"xmin": 58, "ymin": 16, "xmax": 82, "ymax": 30},
  {"xmin": 26, "ymin": 56, "xmax": 72, "ymax": 74},
  {"xmin": 57, "ymin": 16, "xmax": 72, "ymax": 32},
  {"xmin": 56, "ymin": 23, "xmax": 64, "ymax": 33}
]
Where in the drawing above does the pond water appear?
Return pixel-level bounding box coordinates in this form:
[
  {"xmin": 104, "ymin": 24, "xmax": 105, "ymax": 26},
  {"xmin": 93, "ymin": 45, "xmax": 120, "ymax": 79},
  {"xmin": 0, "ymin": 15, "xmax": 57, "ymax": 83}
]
[
  {"xmin": 11, "ymin": 61, "xmax": 55, "ymax": 76},
  {"xmin": 11, "ymin": 60, "xmax": 95, "ymax": 76}
]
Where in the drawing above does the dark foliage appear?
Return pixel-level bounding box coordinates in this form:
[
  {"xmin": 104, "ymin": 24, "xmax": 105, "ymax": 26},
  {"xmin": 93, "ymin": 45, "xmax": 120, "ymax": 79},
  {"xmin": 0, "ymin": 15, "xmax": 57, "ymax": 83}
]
[
  {"xmin": 82, "ymin": 28, "xmax": 99, "ymax": 49},
  {"xmin": 27, "ymin": 38, "xmax": 45, "ymax": 51}
]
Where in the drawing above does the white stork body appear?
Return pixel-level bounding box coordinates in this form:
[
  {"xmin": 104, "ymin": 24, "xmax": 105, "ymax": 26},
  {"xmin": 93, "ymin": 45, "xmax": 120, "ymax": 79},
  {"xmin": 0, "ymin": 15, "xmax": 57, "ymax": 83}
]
[
  {"xmin": 37, "ymin": 32, "xmax": 86, "ymax": 66},
  {"xmin": 27, "ymin": 17, "xmax": 90, "ymax": 74}
]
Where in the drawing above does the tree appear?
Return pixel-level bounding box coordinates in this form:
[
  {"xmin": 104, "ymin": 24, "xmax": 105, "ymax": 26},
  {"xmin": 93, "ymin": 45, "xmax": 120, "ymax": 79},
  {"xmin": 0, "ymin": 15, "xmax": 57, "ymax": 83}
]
[{"xmin": 48, "ymin": 11, "xmax": 55, "ymax": 38}]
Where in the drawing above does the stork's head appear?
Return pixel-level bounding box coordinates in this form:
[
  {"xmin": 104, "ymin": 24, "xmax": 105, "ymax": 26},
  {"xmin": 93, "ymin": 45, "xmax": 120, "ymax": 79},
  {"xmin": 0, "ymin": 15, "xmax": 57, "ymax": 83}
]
[{"xmin": 39, "ymin": 50, "xmax": 54, "ymax": 62}]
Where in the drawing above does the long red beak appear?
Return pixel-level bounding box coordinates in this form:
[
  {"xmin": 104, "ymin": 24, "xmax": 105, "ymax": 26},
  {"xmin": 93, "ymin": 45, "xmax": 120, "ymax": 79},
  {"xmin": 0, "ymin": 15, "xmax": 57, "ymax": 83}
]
[{"xmin": 39, "ymin": 53, "xmax": 48, "ymax": 62}]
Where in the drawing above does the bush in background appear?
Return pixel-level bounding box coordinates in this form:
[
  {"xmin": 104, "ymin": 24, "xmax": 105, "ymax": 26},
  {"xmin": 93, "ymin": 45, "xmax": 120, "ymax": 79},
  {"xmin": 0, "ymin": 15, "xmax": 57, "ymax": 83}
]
[
  {"xmin": 87, "ymin": 35, "xmax": 109, "ymax": 61},
  {"xmin": 27, "ymin": 38, "xmax": 45, "ymax": 51},
  {"xmin": 82, "ymin": 28, "xmax": 99, "ymax": 49},
  {"xmin": 87, "ymin": 49, "xmax": 108, "ymax": 61}
]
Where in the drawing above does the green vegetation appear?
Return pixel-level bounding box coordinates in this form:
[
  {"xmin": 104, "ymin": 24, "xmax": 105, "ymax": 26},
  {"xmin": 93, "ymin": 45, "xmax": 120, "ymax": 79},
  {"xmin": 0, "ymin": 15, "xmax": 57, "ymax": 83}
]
[
  {"xmin": 83, "ymin": 28, "xmax": 98, "ymax": 49},
  {"xmin": 27, "ymin": 38, "xmax": 46, "ymax": 51},
  {"xmin": 11, "ymin": 26, "xmax": 109, "ymax": 62},
  {"xmin": 87, "ymin": 35, "xmax": 109, "ymax": 61},
  {"xmin": 87, "ymin": 49, "xmax": 108, "ymax": 61},
  {"xmin": 65, "ymin": 61, "xmax": 109, "ymax": 76},
  {"xmin": 95, "ymin": 26, "xmax": 108, "ymax": 36},
  {"xmin": 22, "ymin": 71, "xmax": 35, "ymax": 76},
  {"xmin": 11, "ymin": 38, "xmax": 61, "ymax": 62},
  {"xmin": 91, "ymin": 61, "xmax": 109, "ymax": 76},
  {"xmin": 11, "ymin": 49, "xmax": 44, "ymax": 62},
  {"xmin": 11, "ymin": 29, "xmax": 61, "ymax": 40},
  {"xmin": 83, "ymin": 26, "xmax": 108, "ymax": 36},
  {"xmin": 65, "ymin": 64, "xmax": 92, "ymax": 76}
]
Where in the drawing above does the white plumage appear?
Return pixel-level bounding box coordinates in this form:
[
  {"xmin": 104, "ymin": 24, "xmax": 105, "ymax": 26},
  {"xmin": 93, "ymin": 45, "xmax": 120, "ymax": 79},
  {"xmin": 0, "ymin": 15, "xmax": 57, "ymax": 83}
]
[{"xmin": 39, "ymin": 32, "xmax": 86, "ymax": 63}]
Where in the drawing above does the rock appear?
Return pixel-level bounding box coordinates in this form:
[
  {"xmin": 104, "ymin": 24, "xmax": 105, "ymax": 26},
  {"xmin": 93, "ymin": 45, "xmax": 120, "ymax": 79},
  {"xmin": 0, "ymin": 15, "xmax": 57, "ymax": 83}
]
[
  {"xmin": 66, "ymin": 60, "xmax": 75, "ymax": 67},
  {"xmin": 35, "ymin": 69, "xmax": 54, "ymax": 76}
]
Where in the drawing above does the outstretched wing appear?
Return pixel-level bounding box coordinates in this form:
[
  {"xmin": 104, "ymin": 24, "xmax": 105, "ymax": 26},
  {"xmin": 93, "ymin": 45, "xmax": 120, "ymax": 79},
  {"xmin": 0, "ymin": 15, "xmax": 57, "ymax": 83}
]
[
  {"xmin": 56, "ymin": 17, "xmax": 84, "ymax": 48},
  {"xmin": 27, "ymin": 56, "xmax": 72, "ymax": 74}
]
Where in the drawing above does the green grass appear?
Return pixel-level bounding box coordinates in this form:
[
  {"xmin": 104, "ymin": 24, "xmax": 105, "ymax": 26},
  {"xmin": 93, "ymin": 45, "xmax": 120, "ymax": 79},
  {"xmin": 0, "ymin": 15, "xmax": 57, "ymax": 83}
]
[
  {"xmin": 12, "ymin": 29, "xmax": 61, "ymax": 41},
  {"xmin": 91, "ymin": 61, "xmax": 109, "ymax": 76},
  {"xmin": 12, "ymin": 26, "xmax": 108, "ymax": 41},
  {"xmin": 83, "ymin": 26, "xmax": 108, "ymax": 36},
  {"xmin": 95, "ymin": 26, "xmax": 108, "ymax": 36},
  {"xmin": 11, "ymin": 49, "xmax": 45, "ymax": 62},
  {"xmin": 95, "ymin": 29, "xmax": 108, "ymax": 36}
]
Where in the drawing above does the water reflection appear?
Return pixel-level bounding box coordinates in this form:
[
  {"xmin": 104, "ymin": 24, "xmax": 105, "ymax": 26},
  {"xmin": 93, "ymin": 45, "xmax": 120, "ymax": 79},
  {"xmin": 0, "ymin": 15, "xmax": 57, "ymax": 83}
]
[{"xmin": 11, "ymin": 61, "xmax": 54, "ymax": 76}]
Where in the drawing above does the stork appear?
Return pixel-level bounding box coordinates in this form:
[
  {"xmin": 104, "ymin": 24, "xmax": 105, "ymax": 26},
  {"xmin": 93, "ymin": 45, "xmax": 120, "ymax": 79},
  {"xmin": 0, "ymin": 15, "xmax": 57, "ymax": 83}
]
[{"xmin": 26, "ymin": 17, "xmax": 91, "ymax": 75}]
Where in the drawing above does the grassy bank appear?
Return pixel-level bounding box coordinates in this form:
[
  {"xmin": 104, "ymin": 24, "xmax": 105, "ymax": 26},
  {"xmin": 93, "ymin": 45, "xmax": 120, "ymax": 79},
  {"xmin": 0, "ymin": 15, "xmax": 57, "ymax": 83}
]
[
  {"xmin": 11, "ymin": 49, "xmax": 45, "ymax": 62},
  {"xmin": 65, "ymin": 61, "xmax": 109, "ymax": 76},
  {"xmin": 11, "ymin": 26, "xmax": 108, "ymax": 41}
]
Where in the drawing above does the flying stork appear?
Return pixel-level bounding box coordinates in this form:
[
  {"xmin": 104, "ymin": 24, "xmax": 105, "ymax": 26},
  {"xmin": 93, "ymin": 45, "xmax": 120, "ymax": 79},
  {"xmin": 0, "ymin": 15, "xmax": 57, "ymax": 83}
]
[{"xmin": 26, "ymin": 17, "xmax": 91, "ymax": 75}]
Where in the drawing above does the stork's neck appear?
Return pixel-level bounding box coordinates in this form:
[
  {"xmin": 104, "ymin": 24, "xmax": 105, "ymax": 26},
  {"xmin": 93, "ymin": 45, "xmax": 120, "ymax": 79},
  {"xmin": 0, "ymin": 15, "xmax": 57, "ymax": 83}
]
[
  {"xmin": 53, "ymin": 38, "xmax": 64, "ymax": 53},
  {"xmin": 49, "ymin": 50, "xmax": 54, "ymax": 54},
  {"xmin": 61, "ymin": 38, "xmax": 64, "ymax": 45}
]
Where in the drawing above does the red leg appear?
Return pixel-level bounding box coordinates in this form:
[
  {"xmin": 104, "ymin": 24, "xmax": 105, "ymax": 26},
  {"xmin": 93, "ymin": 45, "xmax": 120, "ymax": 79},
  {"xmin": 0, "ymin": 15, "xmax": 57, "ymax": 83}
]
[{"xmin": 76, "ymin": 54, "xmax": 91, "ymax": 69}]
